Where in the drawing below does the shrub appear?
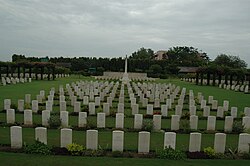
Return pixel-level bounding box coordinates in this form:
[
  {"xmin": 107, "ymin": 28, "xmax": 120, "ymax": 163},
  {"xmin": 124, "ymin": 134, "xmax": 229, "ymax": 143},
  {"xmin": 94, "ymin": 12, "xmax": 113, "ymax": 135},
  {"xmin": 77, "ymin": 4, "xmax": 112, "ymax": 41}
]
[
  {"xmin": 157, "ymin": 147, "xmax": 186, "ymax": 160},
  {"xmin": 179, "ymin": 119, "xmax": 190, "ymax": 133},
  {"xmin": 241, "ymin": 152, "xmax": 250, "ymax": 159},
  {"xmin": 182, "ymin": 112, "xmax": 190, "ymax": 119},
  {"xmin": 187, "ymin": 151, "xmax": 209, "ymax": 159},
  {"xmin": 96, "ymin": 106, "xmax": 102, "ymax": 113},
  {"xmin": 142, "ymin": 119, "xmax": 153, "ymax": 131},
  {"xmin": 109, "ymin": 110, "xmax": 116, "ymax": 117},
  {"xmin": 51, "ymin": 147, "xmax": 69, "ymax": 155},
  {"xmin": 86, "ymin": 119, "xmax": 97, "ymax": 129},
  {"xmin": 24, "ymin": 103, "xmax": 31, "ymax": 109},
  {"xmin": 204, "ymin": 147, "xmax": 215, "ymax": 158},
  {"xmin": 83, "ymin": 149, "xmax": 105, "ymax": 157},
  {"xmin": 240, "ymin": 112, "xmax": 245, "ymax": 118},
  {"xmin": 24, "ymin": 140, "xmax": 51, "ymax": 155},
  {"xmin": 232, "ymin": 121, "xmax": 245, "ymax": 133},
  {"xmin": 48, "ymin": 116, "xmax": 61, "ymax": 128},
  {"xmin": 153, "ymin": 111, "xmax": 161, "ymax": 115},
  {"xmin": 67, "ymin": 143, "xmax": 85, "ymax": 156},
  {"xmin": 81, "ymin": 105, "xmax": 88, "ymax": 112},
  {"xmin": 112, "ymin": 151, "xmax": 123, "ymax": 157},
  {"xmin": 10, "ymin": 104, "xmax": 17, "ymax": 110},
  {"xmin": 224, "ymin": 112, "xmax": 231, "ymax": 116}
]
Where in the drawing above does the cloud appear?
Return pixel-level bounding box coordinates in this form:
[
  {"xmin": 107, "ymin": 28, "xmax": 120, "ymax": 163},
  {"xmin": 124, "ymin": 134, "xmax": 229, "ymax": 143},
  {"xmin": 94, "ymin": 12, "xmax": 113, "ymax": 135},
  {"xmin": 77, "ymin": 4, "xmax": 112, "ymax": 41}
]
[{"xmin": 0, "ymin": 0, "xmax": 249, "ymax": 66}]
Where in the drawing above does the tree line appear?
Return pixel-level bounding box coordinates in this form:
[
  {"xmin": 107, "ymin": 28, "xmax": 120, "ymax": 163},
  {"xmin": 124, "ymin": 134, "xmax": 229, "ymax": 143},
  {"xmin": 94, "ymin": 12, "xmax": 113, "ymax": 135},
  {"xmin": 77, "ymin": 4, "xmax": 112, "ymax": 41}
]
[{"xmin": 7, "ymin": 46, "xmax": 249, "ymax": 79}]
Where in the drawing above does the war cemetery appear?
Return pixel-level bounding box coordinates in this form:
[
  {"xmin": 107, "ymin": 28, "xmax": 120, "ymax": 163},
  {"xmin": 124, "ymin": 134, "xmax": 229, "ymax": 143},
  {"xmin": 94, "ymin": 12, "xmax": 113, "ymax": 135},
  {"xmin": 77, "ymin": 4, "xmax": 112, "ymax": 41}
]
[{"xmin": 0, "ymin": 50, "xmax": 249, "ymax": 166}]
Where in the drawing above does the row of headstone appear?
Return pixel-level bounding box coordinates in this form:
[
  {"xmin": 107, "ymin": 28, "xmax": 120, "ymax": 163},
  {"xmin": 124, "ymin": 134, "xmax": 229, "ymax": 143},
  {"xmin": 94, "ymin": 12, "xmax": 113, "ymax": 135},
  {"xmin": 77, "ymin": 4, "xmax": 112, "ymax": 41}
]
[
  {"xmin": 6, "ymin": 109, "xmax": 250, "ymax": 131},
  {"xmin": 181, "ymin": 78, "xmax": 249, "ymax": 93},
  {"xmin": 1, "ymin": 77, "xmax": 32, "ymax": 86},
  {"xmin": 10, "ymin": 126, "xmax": 250, "ymax": 153}
]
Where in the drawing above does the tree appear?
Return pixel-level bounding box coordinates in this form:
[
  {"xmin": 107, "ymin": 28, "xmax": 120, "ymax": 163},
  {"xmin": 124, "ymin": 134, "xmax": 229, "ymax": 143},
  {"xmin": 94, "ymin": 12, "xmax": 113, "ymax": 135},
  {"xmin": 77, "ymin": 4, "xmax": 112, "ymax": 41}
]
[
  {"xmin": 213, "ymin": 54, "xmax": 247, "ymax": 69},
  {"xmin": 130, "ymin": 47, "xmax": 154, "ymax": 60},
  {"xmin": 167, "ymin": 46, "xmax": 209, "ymax": 66}
]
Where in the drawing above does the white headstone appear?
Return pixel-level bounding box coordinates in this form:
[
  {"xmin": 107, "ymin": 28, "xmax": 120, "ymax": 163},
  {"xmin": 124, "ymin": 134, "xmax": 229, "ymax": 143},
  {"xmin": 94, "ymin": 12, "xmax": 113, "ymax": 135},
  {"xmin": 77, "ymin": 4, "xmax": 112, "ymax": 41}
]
[
  {"xmin": 42, "ymin": 110, "xmax": 50, "ymax": 126},
  {"xmin": 24, "ymin": 109, "xmax": 33, "ymax": 125},
  {"xmin": 189, "ymin": 132, "xmax": 201, "ymax": 152},
  {"xmin": 138, "ymin": 131, "xmax": 150, "ymax": 153},
  {"xmin": 115, "ymin": 113, "xmax": 124, "ymax": 129},
  {"xmin": 161, "ymin": 105, "xmax": 168, "ymax": 117},
  {"xmin": 214, "ymin": 133, "xmax": 226, "ymax": 153},
  {"xmin": 203, "ymin": 106, "xmax": 210, "ymax": 117},
  {"xmin": 238, "ymin": 133, "xmax": 250, "ymax": 153},
  {"xmin": 207, "ymin": 116, "xmax": 216, "ymax": 131},
  {"xmin": 112, "ymin": 130, "xmax": 124, "ymax": 152},
  {"xmin": 171, "ymin": 115, "xmax": 180, "ymax": 131},
  {"xmin": 103, "ymin": 103, "xmax": 110, "ymax": 116},
  {"xmin": 242, "ymin": 116, "xmax": 250, "ymax": 130},
  {"xmin": 175, "ymin": 105, "xmax": 182, "ymax": 116},
  {"xmin": 86, "ymin": 130, "xmax": 98, "ymax": 150},
  {"xmin": 18, "ymin": 99, "xmax": 24, "ymax": 112},
  {"xmin": 7, "ymin": 109, "xmax": 15, "ymax": 124},
  {"xmin": 97, "ymin": 113, "xmax": 106, "ymax": 128},
  {"xmin": 46, "ymin": 101, "xmax": 53, "ymax": 112},
  {"xmin": 74, "ymin": 101, "xmax": 81, "ymax": 112},
  {"xmin": 11, "ymin": 126, "xmax": 22, "ymax": 148},
  {"xmin": 189, "ymin": 106, "xmax": 196, "ymax": 116},
  {"xmin": 212, "ymin": 100, "xmax": 218, "ymax": 110},
  {"xmin": 95, "ymin": 97, "xmax": 101, "ymax": 106},
  {"xmin": 117, "ymin": 103, "xmax": 124, "ymax": 113},
  {"xmin": 78, "ymin": 112, "xmax": 87, "ymax": 127},
  {"xmin": 134, "ymin": 114, "xmax": 143, "ymax": 129},
  {"xmin": 25, "ymin": 94, "xmax": 31, "ymax": 104},
  {"xmin": 4, "ymin": 99, "xmax": 11, "ymax": 110},
  {"xmin": 60, "ymin": 128, "xmax": 72, "ymax": 148},
  {"xmin": 88, "ymin": 102, "xmax": 96, "ymax": 115},
  {"xmin": 60, "ymin": 101, "xmax": 67, "ymax": 112},
  {"xmin": 224, "ymin": 116, "xmax": 233, "ymax": 132},
  {"xmin": 153, "ymin": 115, "xmax": 162, "ymax": 130},
  {"xmin": 60, "ymin": 111, "xmax": 68, "ymax": 127},
  {"xmin": 190, "ymin": 115, "xmax": 198, "ymax": 130},
  {"xmin": 217, "ymin": 106, "xmax": 224, "ymax": 118},
  {"xmin": 146, "ymin": 104, "xmax": 153, "ymax": 115},
  {"xmin": 31, "ymin": 100, "xmax": 39, "ymax": 113},
  {"xmin": 132, "ymin": 104, "xmax": 139, "ymax": 115},
  {"xmin": 231, "ymin": 107, "xmax": 238, "ymax": 118},
  {"xmin": 164, "ymin": 132, "xmax": 176, "ymax": 149},
  {"xmin": 35, "ymin": 127, "xmax": 47, "ymax": 144}
]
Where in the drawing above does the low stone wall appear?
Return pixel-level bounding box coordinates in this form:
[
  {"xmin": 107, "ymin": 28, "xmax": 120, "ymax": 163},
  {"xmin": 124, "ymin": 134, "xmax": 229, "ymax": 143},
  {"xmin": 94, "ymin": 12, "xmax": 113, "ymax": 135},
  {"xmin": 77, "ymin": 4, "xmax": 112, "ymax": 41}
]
[{"xmin": 103, "ymin": 72, "xmax": 147, "ymax": 79}]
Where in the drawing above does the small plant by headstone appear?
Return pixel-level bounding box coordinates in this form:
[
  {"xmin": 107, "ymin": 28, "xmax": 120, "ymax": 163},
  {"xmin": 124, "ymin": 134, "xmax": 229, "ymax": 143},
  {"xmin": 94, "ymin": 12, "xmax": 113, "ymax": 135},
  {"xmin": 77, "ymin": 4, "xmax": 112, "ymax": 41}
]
[
  {"xmin": 157, "ymin": 147, "xmax": 186, "ymax": 160},
  {"xmin": 10, "ymin": 104, "xmax": 17, "ymax": 110},
  {"xmin": 232, "ymin": 121, "xmax": 245, "ymax": 133},
  {"xmin": 203, "ymin": 147, "xmax": 215, "ymax": 158},
  {"xmin": 48, "ymin": 115, "xmax": 61, "ymax": 128},
  {"xmin": 67, "ymin": 143, "xmax": 85, "ymax": 156},
  {"xmin": 142, "ymin": 119, "xmax": 153, "ymax": 131},
  {"xmin": 179, "ymin": 119, "xmax": 191, "ymax": 133},
  {"xmin": 86, "ymin": 119, "xmax": 97, "ymax": 129},
  {"xmin": 112, "ymin": 151, "xmax": 123, "ymax": 157},
  {"xmin": 24, "ymin": 103, "xmax": 31, "ymax": 109},
  {"xmin": 24, "ymin": 140, "xmax": 51, "ymax": 155}
]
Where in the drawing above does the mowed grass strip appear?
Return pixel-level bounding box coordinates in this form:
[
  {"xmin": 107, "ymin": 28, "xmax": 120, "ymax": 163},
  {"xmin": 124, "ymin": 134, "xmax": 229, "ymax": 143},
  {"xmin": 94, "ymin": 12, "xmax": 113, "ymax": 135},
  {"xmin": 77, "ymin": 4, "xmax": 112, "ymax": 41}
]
[
  {"xmin": 0, "ymin": 75, "xmax": 93, "ymax": 110},
  {"xmin": 0, "ymin": 127, "xmax": 239, "ymax": 151},
  {"xmin": 0, "ymin": 152, "xmax": 249, "ymax": 166},
  {"xmin": 157, "ymin": 79, "xmax": 250, "ymax": 112}
]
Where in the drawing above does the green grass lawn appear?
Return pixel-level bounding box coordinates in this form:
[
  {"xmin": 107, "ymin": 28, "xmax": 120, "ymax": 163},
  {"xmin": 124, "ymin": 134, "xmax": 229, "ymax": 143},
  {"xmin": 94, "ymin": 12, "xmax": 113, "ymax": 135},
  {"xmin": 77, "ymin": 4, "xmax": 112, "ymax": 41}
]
[
  {"xmin": 0, "ymin": 75, "xmax": 94, "ymax": 110},
  {"xmin": 0, "ymin": 152, "xmax": 249, "ymax": 166},
  {"xmin": 0, "ymin": 127, "xmax": 239, "ymax": 150},
  {"xmin": 0, "ymin": 76, "xmax": 249, "ymax": 165},
  {"xmin": 157, "ymin": 79, "xmax": 250, "ymax": 112}
]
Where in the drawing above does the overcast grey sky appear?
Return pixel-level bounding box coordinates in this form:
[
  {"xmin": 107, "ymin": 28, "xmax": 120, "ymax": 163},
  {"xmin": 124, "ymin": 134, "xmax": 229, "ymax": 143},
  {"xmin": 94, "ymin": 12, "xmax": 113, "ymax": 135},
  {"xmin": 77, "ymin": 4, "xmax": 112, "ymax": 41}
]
[{"xmin": 0, "ymin": 0, "xmax": 250, "ymax": 66}]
